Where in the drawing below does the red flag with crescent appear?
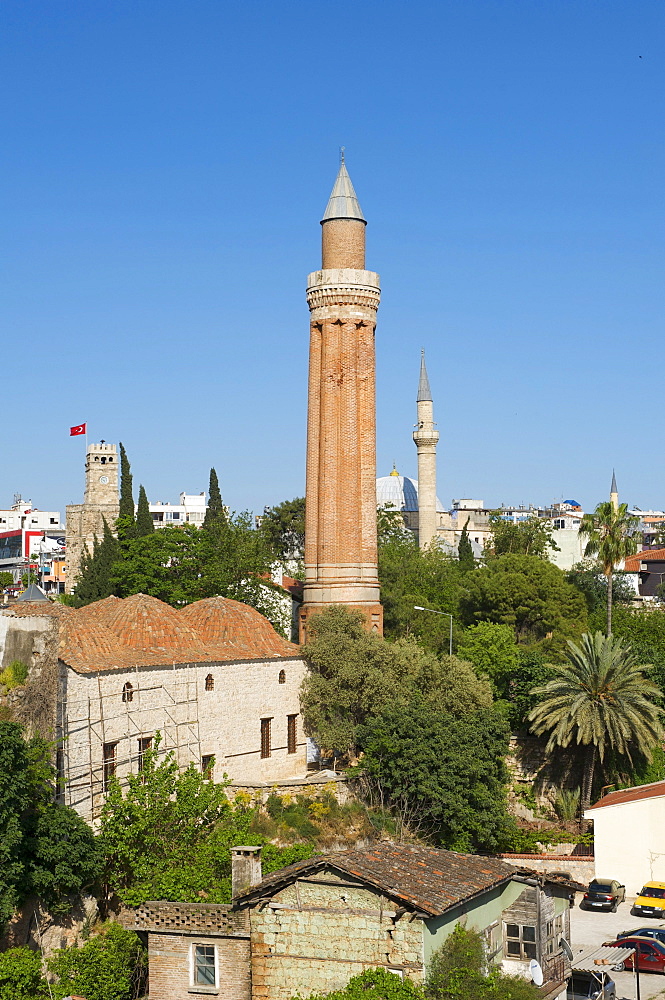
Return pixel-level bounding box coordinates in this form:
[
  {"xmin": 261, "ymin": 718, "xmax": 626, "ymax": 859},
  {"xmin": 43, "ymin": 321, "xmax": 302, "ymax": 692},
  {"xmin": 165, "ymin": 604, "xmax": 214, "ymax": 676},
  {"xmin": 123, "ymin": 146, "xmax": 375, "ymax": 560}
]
[{"xmin": 70, "ymin": 423, "xmax": 86, "ymax": 436}]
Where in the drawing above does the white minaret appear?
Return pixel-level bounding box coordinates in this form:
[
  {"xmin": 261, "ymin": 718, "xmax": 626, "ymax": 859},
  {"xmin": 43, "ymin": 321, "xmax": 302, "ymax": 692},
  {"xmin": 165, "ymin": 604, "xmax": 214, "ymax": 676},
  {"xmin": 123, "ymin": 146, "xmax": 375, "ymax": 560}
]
[
  {"xmin": 412, "ymin": 351, "xmax": 439, "ymax": 549},
  {"xmin": 610, "ymin": 470, "xmax": 619, "ymax": 512}
]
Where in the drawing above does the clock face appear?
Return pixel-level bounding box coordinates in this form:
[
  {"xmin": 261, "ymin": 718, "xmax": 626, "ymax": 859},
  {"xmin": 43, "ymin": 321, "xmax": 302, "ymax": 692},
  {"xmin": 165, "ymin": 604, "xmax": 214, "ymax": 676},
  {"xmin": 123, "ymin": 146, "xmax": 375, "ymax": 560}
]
[{"xmin": 99, "ymin": 475, "xmax": 109, "ymax": 485}]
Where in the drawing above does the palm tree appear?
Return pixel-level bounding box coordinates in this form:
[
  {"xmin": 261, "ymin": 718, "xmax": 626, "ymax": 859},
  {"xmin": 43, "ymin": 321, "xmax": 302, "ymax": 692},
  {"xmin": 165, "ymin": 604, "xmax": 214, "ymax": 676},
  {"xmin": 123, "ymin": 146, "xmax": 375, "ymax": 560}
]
[
  {"xmin": 529, "ymin": 632, "xmax": 663, "ymax": 809},
  {"xmin": 579, "ymin": 501, "xmax": 638, "ymax": 636}
]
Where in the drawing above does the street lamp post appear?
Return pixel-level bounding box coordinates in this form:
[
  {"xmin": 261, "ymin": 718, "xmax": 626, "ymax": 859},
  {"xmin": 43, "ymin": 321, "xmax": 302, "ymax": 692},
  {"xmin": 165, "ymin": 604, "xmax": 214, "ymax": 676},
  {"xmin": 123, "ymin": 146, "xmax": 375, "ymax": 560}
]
[{"xmin": 413, "ymin": 606, "xmax": 453, "ymax": 657}]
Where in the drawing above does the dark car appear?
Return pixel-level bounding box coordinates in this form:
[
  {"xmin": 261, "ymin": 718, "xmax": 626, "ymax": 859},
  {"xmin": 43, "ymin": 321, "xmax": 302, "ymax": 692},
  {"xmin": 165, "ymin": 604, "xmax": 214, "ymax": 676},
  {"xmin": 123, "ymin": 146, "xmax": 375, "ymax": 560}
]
[
  {"xmin": 581, "ymin": 879, "xmax": 625, "ymax": 912},
  {"xmin": 567, "ymin": 971, "xmax": 615, "ymax": 999},
  {"xmin": 607, "ymin": 936, "xmax": 665, "ymax": 974},
  {"xmin": 616, "ymin": 926, "xmax": 665, "ymax": 947}
]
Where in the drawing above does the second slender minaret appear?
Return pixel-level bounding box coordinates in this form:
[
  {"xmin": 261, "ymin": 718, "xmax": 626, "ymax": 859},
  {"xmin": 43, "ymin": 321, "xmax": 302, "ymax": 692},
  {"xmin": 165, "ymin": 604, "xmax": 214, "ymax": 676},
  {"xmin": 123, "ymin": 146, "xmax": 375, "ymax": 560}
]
[
  {"xmin": 610, "ymin": 470, "xmax": 619, "ymax": 512},
  {"xmin": 413, "ymin": 351, "xmax": 439, "ymax": 549},
  {"xmin": 299, "ymin": 156, "xmax": 383, "ymax": 639}
]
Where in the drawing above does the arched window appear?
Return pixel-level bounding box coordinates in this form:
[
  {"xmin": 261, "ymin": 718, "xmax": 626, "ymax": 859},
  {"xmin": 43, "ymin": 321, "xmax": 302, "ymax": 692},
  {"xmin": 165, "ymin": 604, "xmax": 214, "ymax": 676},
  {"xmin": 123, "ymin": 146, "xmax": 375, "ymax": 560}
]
[
  {"xmin": 122, "ymin": 682, "xmax": 133, "ymax": 703},
  {"xmin": 205, "ymin": 674, "xmax": 214, "ymax": 691},
  {"xmin": 278, "ymin": 669, "xmax": 286, "ymax": 684}
]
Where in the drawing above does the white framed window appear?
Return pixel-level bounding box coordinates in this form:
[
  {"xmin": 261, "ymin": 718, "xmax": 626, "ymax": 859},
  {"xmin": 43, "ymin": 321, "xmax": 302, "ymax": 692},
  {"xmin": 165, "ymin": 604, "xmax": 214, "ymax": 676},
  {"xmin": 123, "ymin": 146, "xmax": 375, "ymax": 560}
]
[{"xmin": 190, "ymin": 943, "xmax": 217, "ymax": 989}]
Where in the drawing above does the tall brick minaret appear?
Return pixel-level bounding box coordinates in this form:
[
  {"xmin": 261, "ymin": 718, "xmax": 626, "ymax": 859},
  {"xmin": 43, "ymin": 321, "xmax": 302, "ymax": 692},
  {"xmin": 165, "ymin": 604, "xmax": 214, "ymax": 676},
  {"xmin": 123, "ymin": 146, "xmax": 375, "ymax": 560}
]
[
  {"xmin": 299, "ymin": 155, "xmax": 382, "ymax": 640},
  {"xmin": 413, "ymin": 351, "xmax": 440, "ymax": 549}
]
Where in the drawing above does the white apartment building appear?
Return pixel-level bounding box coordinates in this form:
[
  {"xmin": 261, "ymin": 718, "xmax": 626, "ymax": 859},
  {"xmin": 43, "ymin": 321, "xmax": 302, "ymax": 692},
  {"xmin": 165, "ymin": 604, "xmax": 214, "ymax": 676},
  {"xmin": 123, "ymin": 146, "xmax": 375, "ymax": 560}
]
[{"xmin": 147, "ymin": 492, "xmax": 208, "ymax": 528}]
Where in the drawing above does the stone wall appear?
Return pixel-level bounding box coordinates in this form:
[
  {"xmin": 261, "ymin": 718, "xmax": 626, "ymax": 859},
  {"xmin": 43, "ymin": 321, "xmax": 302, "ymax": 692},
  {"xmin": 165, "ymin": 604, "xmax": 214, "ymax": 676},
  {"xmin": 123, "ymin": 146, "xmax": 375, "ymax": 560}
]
[
  {"xmin": 248, "ymin": 869, "xmax": 424, "ymax": 1000},
  {"xmin": 60, "ymin": 654, "xmax": 308, "ymax": 824},
  {"xmin": 65, "ymin": 500, "xmax": 120, "ymax": 594},
  {"xmin": 498, "ymin": 854, "xmax": 595, "ymax": 885},
  {"xmin": 0, "ymin": 612, "xmax": 59, "ymax": 735}
]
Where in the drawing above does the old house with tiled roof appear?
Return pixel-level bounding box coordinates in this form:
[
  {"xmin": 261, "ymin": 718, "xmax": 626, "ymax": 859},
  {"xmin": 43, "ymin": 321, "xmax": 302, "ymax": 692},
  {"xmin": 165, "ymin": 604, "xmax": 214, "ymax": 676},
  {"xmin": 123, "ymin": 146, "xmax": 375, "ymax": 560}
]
[
  {"xmin": 0, "ymin": 593, "xmax": 307, "ymax": 824},
  {"xmin": 123, "ymin": 844, "xmax": 574, "ymax": 1000}
]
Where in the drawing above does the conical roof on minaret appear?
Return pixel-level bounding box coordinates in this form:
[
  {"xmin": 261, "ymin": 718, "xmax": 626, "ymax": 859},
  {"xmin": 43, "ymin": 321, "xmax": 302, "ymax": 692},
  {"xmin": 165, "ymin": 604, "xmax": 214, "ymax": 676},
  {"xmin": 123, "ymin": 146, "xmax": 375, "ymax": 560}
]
[
  {"xmin": 417, "ymin": 350, "xmax": 433, "ymax": 402},
  {"xmin": 321, "ymin": 155, "xmax": 366, "ymax": 224},
  {"xmin": 611, "ymin": 470, "xmax": 618, "ymax": 494}
]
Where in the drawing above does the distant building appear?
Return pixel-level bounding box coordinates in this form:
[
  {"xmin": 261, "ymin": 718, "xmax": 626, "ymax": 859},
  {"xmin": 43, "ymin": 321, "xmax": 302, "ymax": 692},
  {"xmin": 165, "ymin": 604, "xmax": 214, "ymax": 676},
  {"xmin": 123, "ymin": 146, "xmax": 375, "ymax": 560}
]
[
  {"xmin": 147, "ymin": 492, "xmax": 208, "ymax": 528},
  {"xmin": 623, "ymin": 548, "xmax": 665, "ymax": 600},
  {"xmin": 585, "ymin": 781, "xmax": 665, "ymax": 895},
  {"xmin": 65, "ymin": 442, "xmax": 120, "ymax": 593}
]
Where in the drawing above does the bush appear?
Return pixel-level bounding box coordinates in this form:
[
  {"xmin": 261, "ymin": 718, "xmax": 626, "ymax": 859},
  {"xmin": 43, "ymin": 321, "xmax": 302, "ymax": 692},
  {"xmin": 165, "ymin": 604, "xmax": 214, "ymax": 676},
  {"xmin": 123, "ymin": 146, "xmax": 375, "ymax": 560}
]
[
  {"xmin": 554, "ymin": 788, "xmax": 580, "ymax": 822},
  {"xmin": 0, "ymin": 661, "xmax": 29, "ymax": 689},
  {"xmin": 299, "ymin": 967, "xmax": 424, "ymax": 1000},
  {"xmin": 0, "ymin": 947, "xmax": 48, "ymax": 1000},
  {"xmin": 49, "ymin": 922, "xmax": 146, "ymax": 1000},
  {"xmin": 425, "ymin": 925, "xmax": 541, "ymax": 999}
]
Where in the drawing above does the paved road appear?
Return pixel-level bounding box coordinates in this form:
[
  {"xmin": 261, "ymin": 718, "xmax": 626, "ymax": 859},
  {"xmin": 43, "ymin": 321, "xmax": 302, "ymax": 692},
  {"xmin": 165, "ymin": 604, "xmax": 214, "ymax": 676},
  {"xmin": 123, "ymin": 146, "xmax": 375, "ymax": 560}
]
[{"xmin": 570, "ymin": 895, "xmax": 665, "ymax": 999}]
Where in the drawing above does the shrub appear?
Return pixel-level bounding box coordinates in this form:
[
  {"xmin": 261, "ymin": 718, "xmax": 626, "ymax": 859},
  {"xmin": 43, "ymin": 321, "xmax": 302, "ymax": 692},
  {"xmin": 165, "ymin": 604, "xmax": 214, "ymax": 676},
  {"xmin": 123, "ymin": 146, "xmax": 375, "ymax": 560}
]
[
  {"xmin": 49, "ymin": 922, "xmax": 146, "ymax": 1000},
  {"xmin": 0, "ymin": 661, "xmax": 29, "ymax": 689},
  {"xmin": 554, "ymin": 788, "xmax": 580, "ymax": 822},
  {"xmin": 0, "ymin": 947, "xmax": 48, "ymax": 1000}
]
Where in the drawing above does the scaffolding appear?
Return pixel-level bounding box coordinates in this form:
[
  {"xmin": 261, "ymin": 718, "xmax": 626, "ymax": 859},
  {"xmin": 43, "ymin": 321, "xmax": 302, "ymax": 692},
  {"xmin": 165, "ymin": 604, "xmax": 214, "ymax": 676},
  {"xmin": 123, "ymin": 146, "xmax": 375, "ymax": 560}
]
[{"xmin": 57, "ymin": 660, "xmax": 203, "ymax": 823}]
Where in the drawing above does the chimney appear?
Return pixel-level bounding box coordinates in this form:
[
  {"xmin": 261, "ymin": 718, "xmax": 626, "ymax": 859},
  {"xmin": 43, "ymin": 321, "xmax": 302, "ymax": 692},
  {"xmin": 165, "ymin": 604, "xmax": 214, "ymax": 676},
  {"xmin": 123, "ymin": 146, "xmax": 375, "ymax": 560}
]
[{"xmin": 231, "ymin": 846, "xmax": 262, "ymax": 898}]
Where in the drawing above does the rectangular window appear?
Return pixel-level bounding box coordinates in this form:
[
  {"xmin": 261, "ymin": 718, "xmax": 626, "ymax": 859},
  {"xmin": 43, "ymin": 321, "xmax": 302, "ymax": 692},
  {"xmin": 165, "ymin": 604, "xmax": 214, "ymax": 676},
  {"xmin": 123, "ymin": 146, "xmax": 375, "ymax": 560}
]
[
  {"xmin": 201, "ymin": 754, "xmax": 214, "ymax": 779},
  {"xmin": 55, "ymin": 748, "xmax": 65, "ymax": 801},
  {"xmin": 103, "ymin": 741, "xmax": 118, "ymax": 791},
  {"xmin": 287, "ymin": 714, "xmax": 297, "ymax": 754},
  {"xmin": 504, "ymin": 923, "xmax": 537, "ymax": 960},
  {"xmin": 137, "ymin": 736, "xmax": 152, "ymax": 772},
  {"xmin": 193, "ymin": 944, "xmax": 216, "ymax": 986},
  {"xmin": 260, "ymin": 718, "xmax": 272, "ymax": 758}
]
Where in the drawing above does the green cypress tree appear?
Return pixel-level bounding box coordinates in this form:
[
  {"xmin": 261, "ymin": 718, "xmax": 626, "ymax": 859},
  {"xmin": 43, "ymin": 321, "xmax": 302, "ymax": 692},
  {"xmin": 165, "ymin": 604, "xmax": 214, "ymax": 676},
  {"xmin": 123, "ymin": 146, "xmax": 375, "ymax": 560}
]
[
  {"xmin": 135, "ymin": 485, "xmax": 154, "ymax": 537},
  {"xmin": 74, "ymin": 519, "xmax": 121, "ymax": 605},
  {"xmin": 117, "ymin": 442, "xmax": 136, "ymax": 541},
  {"xmin": 457, "ymin": 517, "xmax": 474, "ymax": 572},
  {"xmin": 203, "ymin": 468, "xmax": 225, "ymax": 529}
]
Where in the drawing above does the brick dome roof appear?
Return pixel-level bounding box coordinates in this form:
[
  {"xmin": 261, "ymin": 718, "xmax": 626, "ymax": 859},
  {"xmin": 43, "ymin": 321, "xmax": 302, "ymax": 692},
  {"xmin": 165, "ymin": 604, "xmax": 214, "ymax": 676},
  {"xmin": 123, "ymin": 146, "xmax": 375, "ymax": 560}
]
[
  {"xmin": 4, "ymin": 593, "xmax": 298, "ymax": 672},
  {"xmin": 180, "ymin": 596, "xmax": 297, "ymax": 659}
]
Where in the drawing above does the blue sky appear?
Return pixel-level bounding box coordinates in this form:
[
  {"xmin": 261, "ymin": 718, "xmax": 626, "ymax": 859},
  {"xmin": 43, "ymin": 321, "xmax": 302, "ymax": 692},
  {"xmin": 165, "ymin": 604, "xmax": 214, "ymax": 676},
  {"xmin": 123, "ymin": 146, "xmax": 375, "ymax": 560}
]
[{"xmin": 2, "ymin": 0, "xmax": 664, "ymax": 518}]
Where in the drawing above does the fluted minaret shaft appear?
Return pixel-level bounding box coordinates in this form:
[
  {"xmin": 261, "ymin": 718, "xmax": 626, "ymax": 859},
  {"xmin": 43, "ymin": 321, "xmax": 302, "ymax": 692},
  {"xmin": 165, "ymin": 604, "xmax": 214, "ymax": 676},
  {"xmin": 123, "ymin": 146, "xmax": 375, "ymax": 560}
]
[
  {"xmin": 413, "ymin": 352, "xmax": 439, "ymax": 549},
  {"xmin": 299, "ymin": 159, "xmax": 383, "ymax": 640}
]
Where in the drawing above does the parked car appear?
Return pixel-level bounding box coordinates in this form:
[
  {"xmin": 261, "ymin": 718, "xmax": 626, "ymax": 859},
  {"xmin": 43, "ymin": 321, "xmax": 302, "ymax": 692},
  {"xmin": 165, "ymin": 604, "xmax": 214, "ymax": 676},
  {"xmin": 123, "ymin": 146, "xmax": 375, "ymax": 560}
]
[
  {"xmin": 616, "ymin": 926, "xmax": 665, "ymax": 946},
  {"xmin": 607, "ymin": 936, "xmax": 665, "ymax": 974},
  {"xmin": 567, "ymin": 971, "xmax": 615, "ymax": 999},
  {"xmin": 633, "ymin": 882, "xmax": 665, "ymax": 918},
  {"xmin": 581, "ymin": 879, "xmax": 626, "ymax": 912}
]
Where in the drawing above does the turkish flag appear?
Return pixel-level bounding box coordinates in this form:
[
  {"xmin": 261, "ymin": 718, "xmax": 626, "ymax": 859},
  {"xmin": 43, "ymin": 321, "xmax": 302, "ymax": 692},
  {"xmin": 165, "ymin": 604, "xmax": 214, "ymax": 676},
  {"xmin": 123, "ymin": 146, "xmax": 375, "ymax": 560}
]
[{"xmin": 70, "ymin": 423, "xmax": 86, "ymax": 436}]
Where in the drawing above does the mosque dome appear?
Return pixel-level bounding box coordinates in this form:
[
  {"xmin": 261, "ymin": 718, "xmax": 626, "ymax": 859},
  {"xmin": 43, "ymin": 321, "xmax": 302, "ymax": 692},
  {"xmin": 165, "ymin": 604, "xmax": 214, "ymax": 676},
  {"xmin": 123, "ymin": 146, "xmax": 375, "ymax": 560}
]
[{"xmin": 376, "ymin": 467, "xmax": 445, "ymax": 513}]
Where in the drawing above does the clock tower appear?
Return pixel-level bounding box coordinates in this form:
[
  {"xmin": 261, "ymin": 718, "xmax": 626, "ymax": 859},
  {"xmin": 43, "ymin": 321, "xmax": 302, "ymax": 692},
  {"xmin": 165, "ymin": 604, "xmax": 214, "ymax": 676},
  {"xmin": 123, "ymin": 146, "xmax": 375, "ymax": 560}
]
[{"xmin": 65, "ymin": 442, "xmax": 120, "ymax": 593}]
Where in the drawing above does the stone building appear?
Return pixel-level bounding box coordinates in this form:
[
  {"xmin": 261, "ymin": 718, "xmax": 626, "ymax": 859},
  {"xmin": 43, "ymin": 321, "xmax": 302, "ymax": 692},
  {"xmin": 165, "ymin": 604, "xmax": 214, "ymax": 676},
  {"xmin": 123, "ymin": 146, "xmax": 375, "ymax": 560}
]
[
  {"xmin": 65, "ymin": 441, "xmax": 120, "ymax": 592},
  {"xmin": 300, "ymin": 156, "xmax": 383, "ymax": 638},
  {"xmin": 0, "ymin": 593, "xmax": 307, "ymax": 824},
  {"xmin": 124, "ymin": 844, "xmax": 574, "ymax": 1000}
]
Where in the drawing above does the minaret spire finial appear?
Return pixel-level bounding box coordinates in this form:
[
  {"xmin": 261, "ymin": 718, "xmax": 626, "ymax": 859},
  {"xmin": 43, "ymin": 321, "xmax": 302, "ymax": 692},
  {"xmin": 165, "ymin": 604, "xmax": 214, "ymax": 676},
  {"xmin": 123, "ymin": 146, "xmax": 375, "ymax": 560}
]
[
  {"xmin": 340, "ymin": 146, "xmax": 345, "ymax": 164},
  {"xmin": 417, "ymin": 349, "xmax": 433, "ymax": 402}
]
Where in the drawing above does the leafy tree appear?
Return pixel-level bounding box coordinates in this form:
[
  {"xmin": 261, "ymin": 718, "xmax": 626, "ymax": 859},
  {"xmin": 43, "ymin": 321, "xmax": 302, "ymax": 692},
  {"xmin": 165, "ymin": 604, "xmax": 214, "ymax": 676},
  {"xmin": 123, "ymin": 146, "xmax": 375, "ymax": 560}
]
[
  {"xmin": 529, "ymin": 632, "xmax": 664, "ymax": 808},
  {"xmin": 0, "ymin": 723, "xmax": 101, "ymax": 926},
  {"xmin": 425, "ymin": 924, "xmax": 541, "ymax": 1000},
  {"xmin": 567, "ymin": 560, "xmax": 634, "ymax": 614},
  {"xmin": 456, "ymin": 622, "xmax": 519, "ymax": 697},
  {"xmin": 49, "ymin": 922, "xmax": 146, "ymax": 1000},
  {"xmin": 135, "ymin": 484, "xmax": 154, "ymax": 536},
  {"xmin": 504, "ymin": 650, "xmax": 555, "ymax": 730},
  {"xmin": 100, "ymin": 738, "xmax": 305, "ymax": 905},
  {"xmin": 0, "ymin": 947, "xmax": 48, "ymax": 1000},
  {"xmin": 109, "ymin": 513, "xmax": 278, "ymax": 623},
  {"xmin": 116, "ymin": 442, "xmax": 136, "ymax": 541},
  {"xmin": 259, "ymin": 496, "xmax": 305, "ymax": 563},
  {"xmin": 460, "ymin": 554, "xmax": 587, "ymax": 647},
  {"xmin": 73, "ymin": 518, "xmax": 121, "ymax": 605},
  {"xmin": 457, "ymin": 517, "xmax": 474, "ymax": 571},
  {"xmin": 300, "ymin": 607, "xmax": 493, "ymax": 757},
  {"xmin": 579, "ymin": 501, "xmax": 639, "ymax": 636},
  {"xmin": 300, "ymin": 968, "xmax": 423, "ymax": 1000},
  {"xmin": 486, "ymin": 513, "xmax": 558, "ymax": 559},
  {"xmin": 379, "ymin": 532, "xmax": 464, "ymax": 654},
  {"xmin": 203, "ymin": 467, "xmax": 225, "ymax": 529},
  {"xmin": 0, "ymin": 571, "xmax": 13, "ymax": 590},
  {"xmin": 357, "ymin": 700, "xmax": 511, "ymax": 851}
]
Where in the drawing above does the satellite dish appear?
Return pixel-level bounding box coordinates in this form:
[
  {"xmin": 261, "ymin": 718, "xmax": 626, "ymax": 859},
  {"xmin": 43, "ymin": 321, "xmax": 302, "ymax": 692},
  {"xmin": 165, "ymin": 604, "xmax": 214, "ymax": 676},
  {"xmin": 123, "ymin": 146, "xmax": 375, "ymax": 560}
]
[
  {"xmin": 560, "ymin": 937, "xmax": 574, "ymax": 962},
  {"xmin": 530, "ymin": 960, "xmax": 544, "ymax": 987}
]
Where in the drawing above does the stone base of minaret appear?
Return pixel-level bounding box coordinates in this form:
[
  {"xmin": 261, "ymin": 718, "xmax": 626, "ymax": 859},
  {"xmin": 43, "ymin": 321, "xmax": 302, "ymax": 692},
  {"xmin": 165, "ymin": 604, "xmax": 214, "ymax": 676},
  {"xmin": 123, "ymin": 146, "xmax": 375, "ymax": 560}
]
[{"xmin": 298, "ymin": 600, "xmax": 383, "ymax": 643}]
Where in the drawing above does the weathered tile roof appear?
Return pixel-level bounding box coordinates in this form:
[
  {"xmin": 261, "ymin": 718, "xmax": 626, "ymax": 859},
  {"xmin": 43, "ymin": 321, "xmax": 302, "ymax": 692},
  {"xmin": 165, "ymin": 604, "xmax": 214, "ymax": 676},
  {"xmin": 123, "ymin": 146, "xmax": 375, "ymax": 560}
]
[
  {"xmin": 624, "ymin": 548, "xmax": 665, "ymax": 572},
  {"xmin": 235, "ymin": 845, "xmax": 523, "ymax": 917},
  {"xmin": 3, "ymin": 593, "xmax": 298, "ymax": 673},
  {"xmin": 586, "ymin": 779, "xmax": 665, "ymax": 810}
]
